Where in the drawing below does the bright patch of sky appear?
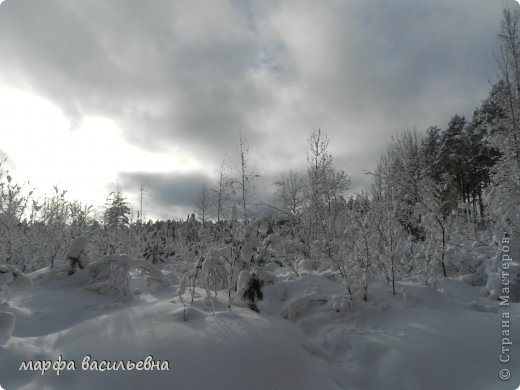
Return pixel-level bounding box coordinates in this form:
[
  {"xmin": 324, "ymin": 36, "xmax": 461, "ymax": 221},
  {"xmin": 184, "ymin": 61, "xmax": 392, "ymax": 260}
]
[{"xmin": 0, "ymin": 89, "xmax": 202, "ymax": 209}]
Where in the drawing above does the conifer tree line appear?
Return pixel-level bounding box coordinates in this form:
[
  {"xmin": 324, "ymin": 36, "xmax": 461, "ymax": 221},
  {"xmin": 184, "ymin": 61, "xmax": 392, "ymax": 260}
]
[{"xmin": 0, "ymin": 8, "xmax": 518, "ymax": 301}]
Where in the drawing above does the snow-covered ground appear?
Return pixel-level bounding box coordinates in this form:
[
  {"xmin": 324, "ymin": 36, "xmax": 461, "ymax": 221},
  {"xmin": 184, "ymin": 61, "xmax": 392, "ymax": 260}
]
[{"xmin": 0, "ymin": 267, "xmax": 518, "ymax": 390}]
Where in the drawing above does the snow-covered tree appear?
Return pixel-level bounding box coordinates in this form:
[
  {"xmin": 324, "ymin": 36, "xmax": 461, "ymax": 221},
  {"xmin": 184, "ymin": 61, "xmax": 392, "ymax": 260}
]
[
  {"xmin": 304, "ymin": 128, "xmax": 350, "ymax": 253},
  {"xmin": 39, "ymin": 186, "xmax": 71, "ymax": 268},
  {"xmin": 370, "ymin": 189, "xmax": 408, "ymax": 295},
  {"xmin": 347, "ymin": 193, "xmax": 373, "ymax": 301},
  {"xmin": 0, "ymin": 166, "xmax": 35, "ymax": 267},
  {"xmin": 103, "ymin": 191, "xmax": 131, "ymax": 228}
]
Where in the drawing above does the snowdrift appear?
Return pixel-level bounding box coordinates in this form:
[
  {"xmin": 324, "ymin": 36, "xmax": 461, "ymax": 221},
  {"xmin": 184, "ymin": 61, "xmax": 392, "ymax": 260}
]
[{"xmin": 0, "ymin": 264, "xmax": 518, "ymax": 389}]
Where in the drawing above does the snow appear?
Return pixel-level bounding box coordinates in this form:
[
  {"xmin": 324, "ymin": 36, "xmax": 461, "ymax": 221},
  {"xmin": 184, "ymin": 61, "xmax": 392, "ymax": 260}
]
[
  {"xmin": 3, "ymin": 272, "xmax": 32, "ymax": 298},
  {"xmin": 0, "ymin": 265, "xmax": 518, "ymax": 389},
  {"xmin": 0, "ymin": 272, "xmax": 339, "ymax": 390},
  {"xmin": 0, "ymin": 265, "xmax": 32, "ymax": 301},
  {"xmin": 297, "ymin": 258, "xmax": 314, "ymax": 272},
  {"xmin": 0, "ymin": 265, "xmax": 30, "ymax": 347},
  {"xmin": 0, "ymin": 311, "xmax": 15, "ymax": 345},
  {"xmin": 65, "ymin": 236, "xmax": 89, "ymax": 260},
  {"xmin": 237, "ymin": 269, "xmax": 250, "ymax": 291},
  {"xmin": 259, "ymin": 273, "xmax": 520, "ymax": 389}
]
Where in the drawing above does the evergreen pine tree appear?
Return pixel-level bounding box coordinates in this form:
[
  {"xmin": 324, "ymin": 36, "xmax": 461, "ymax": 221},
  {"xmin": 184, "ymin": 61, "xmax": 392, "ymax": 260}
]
[
  {"xmin": 103, "ymin": 191, "xmax": 131, "ymax": 228},
  {"xmin": 243, "ymin": 273, "xmax": 263, "ymax": 312}
]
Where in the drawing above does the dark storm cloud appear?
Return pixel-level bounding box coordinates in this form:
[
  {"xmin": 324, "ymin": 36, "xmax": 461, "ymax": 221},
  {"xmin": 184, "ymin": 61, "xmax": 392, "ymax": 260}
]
[
  {"xmin": 0, "ymin": 0, "xmax": 516, "ymax": 215},
  {"xmin": 0, "ymin": 0, "xmax": 264, "ymax": 159},
  {"xmin": 118, "ymin": 171, "xmax": 212, "ymax": 210}
]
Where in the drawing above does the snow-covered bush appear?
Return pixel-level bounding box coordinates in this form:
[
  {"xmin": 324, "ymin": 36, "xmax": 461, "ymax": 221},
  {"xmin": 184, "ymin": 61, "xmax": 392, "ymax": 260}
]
[
  {"xmin": 329, "ymin": 294, "xmax": 352, "ymax": 314},
  {"xmin": 87, "ymin": 254, "xmax": 166, "ymax": 300},
  {"xmin": 233, "ymin": 270, "xmax": 272, "ymax": 312},
  {"xmin": 66, "ymin": 235, "xmax": 91, "ymax": 274},
  {"xmin": 264, "ymin": 233, "xmax": 306, "ymax": 276},
  {"xmin": 483, "ymin": 256, "xmax": 520, "ymax": 302},
  {"xmin": 279, "ymin": 293, "xmax": 327, "ymax": 321},
  {"xmin": 201, "ymin": 253, "xmax": 228, "ymax": 296}
]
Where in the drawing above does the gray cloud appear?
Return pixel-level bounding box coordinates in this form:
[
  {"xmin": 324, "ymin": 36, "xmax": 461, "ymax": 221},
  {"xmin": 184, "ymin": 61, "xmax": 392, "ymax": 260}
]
[
  {"xmin": 0, "ymin": 0, "xmax": 265, "ymax": 157},
  {"xmin": 0, "ymin": 0, "xmax": 515, "ymax": 216},
  {"xmin": 117, "ymin": 171, "xmax": 213, "ymax": 219}
]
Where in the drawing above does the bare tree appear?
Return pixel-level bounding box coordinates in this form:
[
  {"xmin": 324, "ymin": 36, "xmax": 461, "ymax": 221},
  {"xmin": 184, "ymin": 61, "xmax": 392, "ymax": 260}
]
[
  {"xmin": 213, "ymin": 160, "xmax": 233, "ymax": 223},
  {"xmin": 349, "ymin": 192, "xmax": 373, "ymax": 301},
  {"xmin": 274, "ymin": 170, "xmax": 306, "ymax": 218},
  {"xmin": 194, "ymin": 183, "xmax": 212, "ymax": 227},
  {"xmin": 234, "ymin": 131, "xmax": 259, "ymax": 221},
  {"xmin": 306, "ymin": 128, "xmax": 330, "ymax": 225}
]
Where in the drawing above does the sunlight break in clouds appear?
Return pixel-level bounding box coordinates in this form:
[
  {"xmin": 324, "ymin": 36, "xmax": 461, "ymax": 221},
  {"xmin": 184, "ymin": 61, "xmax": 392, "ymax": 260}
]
[{"xmin": 0, "ymin": 89, "xmax": 202, "ymax": 208}]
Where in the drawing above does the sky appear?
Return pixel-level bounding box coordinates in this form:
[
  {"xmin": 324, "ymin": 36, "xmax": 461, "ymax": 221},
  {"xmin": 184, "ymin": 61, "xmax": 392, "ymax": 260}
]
[{"xmin": 0, "ymin": 0, "xmax": 516, "ymax": 220}]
